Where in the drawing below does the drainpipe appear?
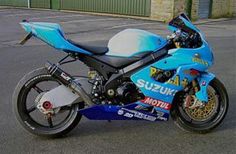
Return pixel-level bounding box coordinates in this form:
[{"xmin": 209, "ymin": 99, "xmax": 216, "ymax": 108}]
[{"xmin": 28, "ymin": 0, "xmax": 30, "ymax": 8}]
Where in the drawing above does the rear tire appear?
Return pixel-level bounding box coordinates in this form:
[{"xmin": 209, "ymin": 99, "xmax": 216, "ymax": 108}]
[
  {"xmin": 13, "ymin": 68, "xmax": 84, "ymax": 138},
  {"xmin": 171, "ymin": 78, "xmax": 229, "ymax": 133}
]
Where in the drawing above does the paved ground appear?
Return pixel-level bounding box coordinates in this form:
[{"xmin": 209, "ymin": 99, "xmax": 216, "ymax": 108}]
[{"xmin": 0, "ymin": 8, "xmax": 235, "ymax": 154}]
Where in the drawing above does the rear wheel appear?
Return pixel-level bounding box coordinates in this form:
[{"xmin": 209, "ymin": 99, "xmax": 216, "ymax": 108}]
[
  {"xmin": 13, "ymin": 68, "xmax": 84, "ymax": 137},
  {"xmin": 171, "ymin": 78, "xmax": 229, "ymax": 133}
]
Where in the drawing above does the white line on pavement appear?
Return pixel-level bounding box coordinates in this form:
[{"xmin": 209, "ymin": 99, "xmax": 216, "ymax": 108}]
[
  {"xmin": 30, "ymin": 14, "xmax": 85, "ymax": 20},
  {"xmin": 0, "ymin": 10, "xmax": 31, "ymax": 14},
  {"xmin": 4, "ymin": 12, "xmax": 44, "ymax": 17},
  {"xmin": 61, "ymin": 18, "xmax": 120, "ymax": 24},
  {"xmin": 0, "ymin": 9, "xmax": 20, "ymax": 12},
  {"xmin": 107, "ymin": 22, "xmax": 158, "ymax": 29}
]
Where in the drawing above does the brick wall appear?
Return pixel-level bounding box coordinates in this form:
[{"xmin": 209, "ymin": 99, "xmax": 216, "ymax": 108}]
[
  {"xmin": 191, "ymin": 0, "xmax": 200, "ymax": 20},
  {"xmin": 150, "ymin": 0, "xmax": 235, "ymax": 21},
  {"xmin": 150, "ymin": 0, "xmax": 198, "ymax": 21},
  {"xmin": 174, "ymin": 0, "xmax": 188, "ymax": 16},
  {"xmin": 211, "ymin": 0, "xmax": 232, "ymax": 18},
  {"xmin": 232, "ymin": 0, "xmax": 236, "ymax": 16},
  {"xmin": 150, "ymin": 0, "xmax": 174, "ymax": 21}
]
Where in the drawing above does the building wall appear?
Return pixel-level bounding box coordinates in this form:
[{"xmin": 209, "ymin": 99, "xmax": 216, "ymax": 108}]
[
  {"xmin": 231, "ymin": 0, "xmax": 236, "ymax": 16},
  {"xmin": 211, "ymin": 0, "xmax": 231, "ymax": 18},
  {"xmin": 174, "ymin": 0, "xmax": 188, "ymax": 16},
  {"xmin": 1, "ymin": 0, "xmax": 235, "ymax": 21},
  {"xmin": 150, "ymin": 0, "xmax": 174, "ymax": 21},
  {"xmin": 150, "ymin": 0, "xmax": 200, "ymax": 21},
  {"xmin": 191, "ymin": 0, "xmax": 200, "ymax": 20}
]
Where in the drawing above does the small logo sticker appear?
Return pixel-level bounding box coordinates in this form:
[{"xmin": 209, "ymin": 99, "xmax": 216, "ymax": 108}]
[{"xmin": 201, "ymin": 81, "xmax": 206, "ymax": 86}]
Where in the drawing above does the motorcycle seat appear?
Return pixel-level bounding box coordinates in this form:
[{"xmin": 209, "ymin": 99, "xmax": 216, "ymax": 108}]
[{"xmin": 68, "ymin": 39, "xmax": 108, "ymax": 55}]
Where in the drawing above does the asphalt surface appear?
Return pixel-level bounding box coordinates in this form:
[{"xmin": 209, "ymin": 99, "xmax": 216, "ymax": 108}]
[{"xmin": 0, "ymin": 8, "xmax": 235, "ymax": 154}]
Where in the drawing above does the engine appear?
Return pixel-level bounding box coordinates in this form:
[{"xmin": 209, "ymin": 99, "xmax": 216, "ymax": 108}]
[
  {"xmin": 115, "ymin": 82, "xmax": 143, "ymax": 104},
  {"xmin": 88, "ymin": 70, "xmax": 143, "ymax": 105}
]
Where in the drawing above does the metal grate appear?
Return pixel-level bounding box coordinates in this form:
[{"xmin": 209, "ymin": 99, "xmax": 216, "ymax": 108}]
[
  {"xmin": 0, "ymin": 0, "xmax": 27, "ymax": 7},
  {"xmin": 198, "ymin": 0, "xmax": 211, "ymax": 19},
  {"xmin": 30, "ymin": 0, "xmax": 51, "ymax": 9},
  {"xmin": 0, "ymin": 0, "xmax": 151, "ymax": 17},
  {"xmin": 61, "ymin": 0, "xmax": 151, "ymax": 17}
]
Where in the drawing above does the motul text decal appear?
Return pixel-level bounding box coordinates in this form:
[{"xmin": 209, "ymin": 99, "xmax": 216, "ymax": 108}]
[{"xmin": 141, "ymin": 97, "xmax": 171, "ymax": 110}]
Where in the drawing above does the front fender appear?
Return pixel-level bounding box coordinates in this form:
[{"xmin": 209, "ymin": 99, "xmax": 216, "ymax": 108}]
[{"xmin": 195, "ymin": 72, "xmax": 215, "ymax": 102}]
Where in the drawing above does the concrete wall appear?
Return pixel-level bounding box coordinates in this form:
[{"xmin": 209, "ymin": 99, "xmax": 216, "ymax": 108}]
[
  {"xmin": 191, "ymin": 0, "xmax": 200, "ymax": 20},
  {"xmin": 150, "ymin": 0, "xmax": 174, "ymax": 21},
  {"xmin": 174, "ymin": 0, "xmax": 189, "ymax": 16},
  {"xmin": 211, "ymin": 0, "xmax": 232, "ymax": 18},
  {"xmin": 150, "ymin": 0, "xmax": 235, "ymax": 21},
  {"xmin": 231, "ymin": 0, "xmax": 236, "ymax": 16},
  {"xmin": 150, "ymin": 0, "xmax": 202, "ymax": 21}
]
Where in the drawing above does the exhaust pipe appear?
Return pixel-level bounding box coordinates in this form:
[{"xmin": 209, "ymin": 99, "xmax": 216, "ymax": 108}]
[{"xmin": 45, "ymin": 62, "xmax": 94, "ymax": 106}]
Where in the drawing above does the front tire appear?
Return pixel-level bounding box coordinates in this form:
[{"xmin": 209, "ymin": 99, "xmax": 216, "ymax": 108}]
[
  {"xmin": 13, "ymin": 68, "xmax": 84, "ymax": 137},
  {"xmin": 171, "ymin": 78, "xmax": 229, "ymax": 133}
]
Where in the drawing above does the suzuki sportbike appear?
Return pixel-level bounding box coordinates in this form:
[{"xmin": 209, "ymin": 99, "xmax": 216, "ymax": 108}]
[{"xmin": 13, "ymin": 14, "xmax": 228, "ymax": 137}]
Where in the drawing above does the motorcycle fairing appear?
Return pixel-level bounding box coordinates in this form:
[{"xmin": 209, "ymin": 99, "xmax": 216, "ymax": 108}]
[
  {"xmin": 79, "ymin": 15, "xmax": 215, "ymax": 121},
  {"xmin": 20, "ymin": 22, "xmax": 92, "ymax": 55},
  {"xmin": 107, "ymin": 29, "xmax": 167, "ymax": 57},
  {"xmin": 168, "ymin": 14, "xmax": 206, "ymax": 41},
  {"xmin": 195, "ymin": 73, "xmax": 215, "ymax": 102},
  {"xmin": 79, "ymin": 30, "xmax": 215, "ymax": 121},
  {"xmin": 79, "ymin": 44, "xmax": 215, "ymax": 121},
  {"xmin": 79, "ymin": 103, "xmax": 169, "ymax": 121},
  {"xmin": 130, "ymin": 38, "xmax": 214, "ymax": 116}
]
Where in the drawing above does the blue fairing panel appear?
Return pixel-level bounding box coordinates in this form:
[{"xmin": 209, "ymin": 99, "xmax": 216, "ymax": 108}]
[
  {"xmin": 107, "ymin": 29, "xmax": 167, "ymax": 57},
  {"xmin": 195, "ymin": 73, "xmax": 215, "ymax": 102},
  {"xmin": 79, "ymin": 103, "xmax": 169, "ymax": 121},
  {"xmin": 130, "ymin": 36, "xmax": 214, "ymax": 114},
  {"xmin": 20, "ymin": 22, "xmax": 92, "ymax": 55}
]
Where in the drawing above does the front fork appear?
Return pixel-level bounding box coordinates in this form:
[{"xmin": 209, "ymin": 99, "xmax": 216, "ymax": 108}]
[{"xmin": 194, "ymin": 72, "xmax": 215, "ymax": 102}]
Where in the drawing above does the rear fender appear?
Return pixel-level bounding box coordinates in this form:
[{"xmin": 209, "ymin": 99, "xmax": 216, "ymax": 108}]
[{"xmin": 195, "ymin": 72, "xmax": 215, "ymax": 102}]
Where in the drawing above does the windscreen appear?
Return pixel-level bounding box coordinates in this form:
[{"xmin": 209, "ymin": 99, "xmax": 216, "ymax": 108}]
[{"xmin": 168, "ymin": 13, "xmax": 200, "ymax": 35}]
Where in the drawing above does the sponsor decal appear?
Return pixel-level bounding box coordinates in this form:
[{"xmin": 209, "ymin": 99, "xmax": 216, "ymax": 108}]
[
  {"xmin": 141, "ymin": 97, "xmax": 171, "ymax": 110},
  {"xmin": 118, "ymin": 108, "xmax": 157, "ymax": 121},
  {"xmin": 150, "ymin": 66, "xmax": 162, "ymax": 77},
  {"xmin": 24, "ymin": 121, "xmax": 35, "ymax": 130},
  {"xmin": 201, "ymin": 81, "xmax": 206, "ymax": 86},
  {"xmin": 136, "ymin": 79, "xmax": 178, "ymax": 96},
  {"xmin": 155, "ymin": 111, "xmax": 165, "ymax": 117},
  {"xmin": 167, "ymin": 75, "xmax": 180, "ymax": 86},
  {"xmin": 192, "ymin": 57, "xmax": 208, "ymax": 66},
  {"xmin": 117, "ymin": 108, "xmax": 167, "ymax": 121},
  {"xmin": 117, "ymin": 109, "xmax": 124, "ymax": 115},
  {"xmin": 181, "ymin": 78, "xmax": 189, "ymax": 87},
  {"xmin": 61, "ymin": 72, "xmax": 71, "ymax": 81}
]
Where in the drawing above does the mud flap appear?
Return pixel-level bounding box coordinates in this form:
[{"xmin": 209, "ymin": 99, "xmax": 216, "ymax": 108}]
[{"xmin": 195, "ymin": 72, "xmax": 215, "ymax": 102}]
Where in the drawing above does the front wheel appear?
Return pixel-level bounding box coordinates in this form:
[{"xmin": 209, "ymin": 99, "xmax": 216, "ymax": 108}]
[
  {"xmin": 171, "ymin": 78, "xmax": 229, "ymax": 133},
  {"xmin": 13, "ymin": 68, "xmax": 84, "ymax": 137}
]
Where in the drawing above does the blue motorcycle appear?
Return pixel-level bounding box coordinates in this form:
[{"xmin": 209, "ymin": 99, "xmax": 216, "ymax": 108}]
[{"xmin": 13, "ymin": 13, "xmax": 228, "ymax": 137}]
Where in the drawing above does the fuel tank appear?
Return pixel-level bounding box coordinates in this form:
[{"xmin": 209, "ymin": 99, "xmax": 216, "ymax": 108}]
[{"xmin": 107, "ymin": 29, "xmax": 167, "ymax": 57}]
